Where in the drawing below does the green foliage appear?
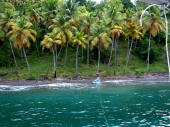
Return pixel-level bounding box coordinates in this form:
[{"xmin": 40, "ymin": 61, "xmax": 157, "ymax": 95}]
[
  {"xmin": 0, "ymin": 41, "xmax": 14, "ymax": 66},
  {"xmin": 0, "ymin": 0, "xmax": 168, "ymax": 79},
  {"xmin": 121, "ymin": 0, "xmax": 134, "ymax": 9},
  {"xmin": 133, "ymin": 38, "xmax": 162, "ymax": 63}
]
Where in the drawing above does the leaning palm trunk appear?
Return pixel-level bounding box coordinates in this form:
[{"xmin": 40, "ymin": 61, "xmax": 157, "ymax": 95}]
[
  {"xmin": 9, "ymin": 41, "xmax": 18, "ymax": 68},
  {"xmin": 147, "ymin": 33, "xmax": 151, "ymax": 73},
  {"xmin": 75, "ymin": 46, "xmax": 79, "ymax": 76},
  {"xmin": 52, "ymin": 48, "xmax": 56, "ymax": 78},
  {"xmin": 108, "ymin": 38, "xmax": 114, "ymax": 66},
  {"xmin": 64, "ymin": 42, "xmax": 69, "ymax": 65},
  {"xmin": 97, "ymin": 42, "xmax": 101, "ymax": 72},
  {"xmin": 114, "ymin": 36, "xmax": 118, "ymax": 76},
  {"xmin": 163, "ymin": 5, "xmax": 170, "ymax": 78},
  {"xmin": 87, "ymin": 42, "xmax": 90, "ymax": 68},
  {"xmin": 22, "ymin": 47, "xmax": 32, "ymax": 77}
]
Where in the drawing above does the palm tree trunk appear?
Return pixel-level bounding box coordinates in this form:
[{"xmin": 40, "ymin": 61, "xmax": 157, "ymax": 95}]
[
  {"xmin": 75, "ymin": 46, "xmax": 79, "ymax": 76},
  {"xmin": 22, "ymin": 47, "xmax": 32, "ymax": 77},
  {"xmin": 34, "ymin": 25, "xmax": 39, "ymax": 57},
  {"xmin": 108, "ymin": 38, "xmax": 114, "ymax": 66},
  {"xmin": 87, "ymin": 42, "xmax": 89, "ymax": 68},
  {"xmin": 164, "ymin": 5, "xmax": 170, "ymax": 78},
  {"xmin": 57, "ymin": 46, "xmax": 63, "ymax": 57},
  {"xmin": 125, "ymin": 38, "xmax": 130, "ymax": 72},
  {"xmin": 134, "ymin": 38, "xmax": 137, "ymax": 48},
  {"xmin": 147, "ymin": 33, "xmax": 151, "ymax": 73},
  {"xmin": 52, "ymin": 48, "xmax": 56, "ymax": 78},
  {"xmin": 9, "ymin": 41, "xmax": 18, "ymax": 68},
  {"xmin": 97, "ymin": 42, "xmax": 100, "ymax": 72},
  {"xmin": 64, "ymin": 42, "xmax": 69, "ymax": 65},
  {"xmin": 55, "ymin": 44, "xmax": 58, "ymax": 65},
  {"xmin": 36, "ymin": 42, "xmax": 40, "ymax": 56},
  {"xmin": 82, "ymin": 47, "xmax": 84, "ymax": 60},
  {"xmin": 114, "ymin": 36, "xmax": 118, "ymax": 76},
  {"xmin": 125, "ymin": 39, "xmax": 133, "ymax": 72}
]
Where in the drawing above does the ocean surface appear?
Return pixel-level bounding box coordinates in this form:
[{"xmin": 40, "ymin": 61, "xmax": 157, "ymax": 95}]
[{"xmin": 0, "ymin": 81, "xmax": 170, "ymax": 127}]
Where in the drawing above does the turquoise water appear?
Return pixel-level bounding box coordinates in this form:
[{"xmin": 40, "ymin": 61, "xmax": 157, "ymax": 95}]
[{"xmin": 0, "ymin": 82, "xmax": 170, "ymax": 127}]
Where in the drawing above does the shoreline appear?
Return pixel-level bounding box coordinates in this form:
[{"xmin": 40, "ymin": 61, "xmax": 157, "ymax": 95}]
[{"xmin": 0, "ymin": 72, "xmax": 169, "ymax": 86}]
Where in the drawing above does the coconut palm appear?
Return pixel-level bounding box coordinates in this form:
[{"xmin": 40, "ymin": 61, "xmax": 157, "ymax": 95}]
[
  {"xmin": 62, "ymin": 0, "xmax": 79, "ymax": 17},
  {"xmin": 72, "ymin": 31, "xmax": 88, "ymax": 76},
  {"xmin": 79, "ymin": 9, "xmax": 97, "ymax": 68},
  {"xmin": 104, "ymin": 4, "xmax": 126, "ymax": 66},
  {"xmin": 90, "ymin": 23, "xmax": 111, "ymax": 72},
  {"xmin": 41, "ymin": 32, "xmax": 63, "ymax": 78},
  {"xmin": 26, "ymin": 7, "xmax": 41, "ymax": 56},
  {"xmin": 143, "ymin": 10, "xmax": 165, "ymax": 73},
  {"xmin": 110, "ymin": 25, "xmax": 124, "ymax": 75},
  {"xmin": 0, "ymin": 2, "xmax": 18, "ymax": 68},
  {"xmin": 124, "ymin": 21, "xmax": 143, "ymax": 72},
  {"xmin": 7, "ymin": 21, "xmax": 37, "ymax": 77},
  {"xmin": 49, "ymin": 15, "xmax": 73, "ymax": 65}
]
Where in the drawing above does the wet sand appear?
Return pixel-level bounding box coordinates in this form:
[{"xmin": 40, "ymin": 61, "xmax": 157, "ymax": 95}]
[{"xmin": 0, "ymin": 72, "xmax": 169, "ymax": 86}]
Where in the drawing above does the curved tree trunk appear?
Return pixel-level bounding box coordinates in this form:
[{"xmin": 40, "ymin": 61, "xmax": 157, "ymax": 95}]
[
  {"xmin": 164, "ymin": 5, "xmax": 170, "ymax": 78},
  {"xmin": 114, "ymin": 36, "xmax": 118, "ymax": 76},
  {"xmin": 87, "ymin": 42, "xmax": 89, "ymax": 68},
  {"xmin": 108, "ymin": 38, "xmax": 114, "ymax": 66},
  {"xmin": 75, "ymin": 46, "xmax": 79, "ymax": 76},
  {"xmin": 97, "ymin": 42, "xmax": 101, "ymax": 72},
  {"xmin": 9, "ymin": 41, "xmax": 18, "ymax": 68},
  {"xmin": 52, "ymin": 48, "xmax": 56, "ymax": 78},
  {"xmin": 22, "ymin": 47, "xmax": 32, "ymax": 77},
  {"xmin": 147, "ymin": 33, "xmax": 151, "ymax": 73},
  {"xmin": 64, "ymin": 42, "xmax": 69, "ymax": 65}
]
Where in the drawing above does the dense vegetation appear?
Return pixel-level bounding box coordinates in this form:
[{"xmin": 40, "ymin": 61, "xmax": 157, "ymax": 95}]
[{"xmin": 0, "ymin": 0, "xmax": 169, "ymax": 80}]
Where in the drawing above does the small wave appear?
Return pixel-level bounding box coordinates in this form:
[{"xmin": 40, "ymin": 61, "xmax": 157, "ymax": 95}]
[
  {"xmin": 0, "ymin": 83, "xmax": 89, "ymax": 91},
  {"xmin": 104, "ymin": 80, "xmax": 134, "ymax": 83},
  {"xmin": 0, "ymin": 85, "xmax": 35, "ymax": 91}
]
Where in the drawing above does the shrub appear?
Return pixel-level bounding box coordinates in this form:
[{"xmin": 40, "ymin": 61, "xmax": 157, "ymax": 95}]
[{"xmin": 133, "ymin": 39, "xmax": 162, "ymax": 64}]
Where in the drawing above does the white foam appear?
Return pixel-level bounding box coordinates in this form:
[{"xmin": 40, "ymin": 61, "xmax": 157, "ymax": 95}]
[
  {"xmin": 0, "ymin": 83, "xmax": 87, "ymax": 91},
  {"xmin": 104, "ymin": 80, "xmax": 134, "ymax": 83},
  {"xmin": 0, "ymin": 85, "xmax": 35, "ymax": 91}
]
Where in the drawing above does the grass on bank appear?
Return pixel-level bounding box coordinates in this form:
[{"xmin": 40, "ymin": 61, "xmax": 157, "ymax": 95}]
[{"xmin": 0, "ymin": 41, "xmax": 168, "ymax": 80}]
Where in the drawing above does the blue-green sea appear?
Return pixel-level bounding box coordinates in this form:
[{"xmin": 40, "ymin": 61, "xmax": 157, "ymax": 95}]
[{"xmin": 0, "ymin": 81, "xmax": 170, "ymax": 127}]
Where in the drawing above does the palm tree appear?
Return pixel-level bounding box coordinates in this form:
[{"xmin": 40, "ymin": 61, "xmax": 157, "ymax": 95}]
[
  {"xmin": 0, "ymin": 2, "xmax": 18, "ymax": 68},
  {"xmin": 49, "ymin": 15, "xmax": 73, "ymax": 65},
  {"xmin": 124, "ymin": 21, "xmax": 143, "ymax": 72},
  {"xmin": 41, "ymin": 32, "xmax": 63, "ymax": 78},
  {"xmin": 26, "ymin": 7, "xmax": 41, "ymax": 56},
  {"xmin": 143, "ymin": 10, "xmax": 165, "ymax": 73},
  {"xmin": 110, "ymin": 25, "xmax": 124, "ymax": 75},
  {"xmin": 90, "ymin": 23, "xmax": 111, "ymax": 72},
  {"xmin": 7, "ymin": 21, "xmax": 37, "ymax": 77},
  {"xmin": 104, "ymin": 4, "xmax": 126, "ymax": 66},
  {"xmin": 72, "ymin": 31, "xmax": 88, "ymax": 76},
  {"xmin": 82, "ymin": 12, "xmax": 97, "ymax": 68}
]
